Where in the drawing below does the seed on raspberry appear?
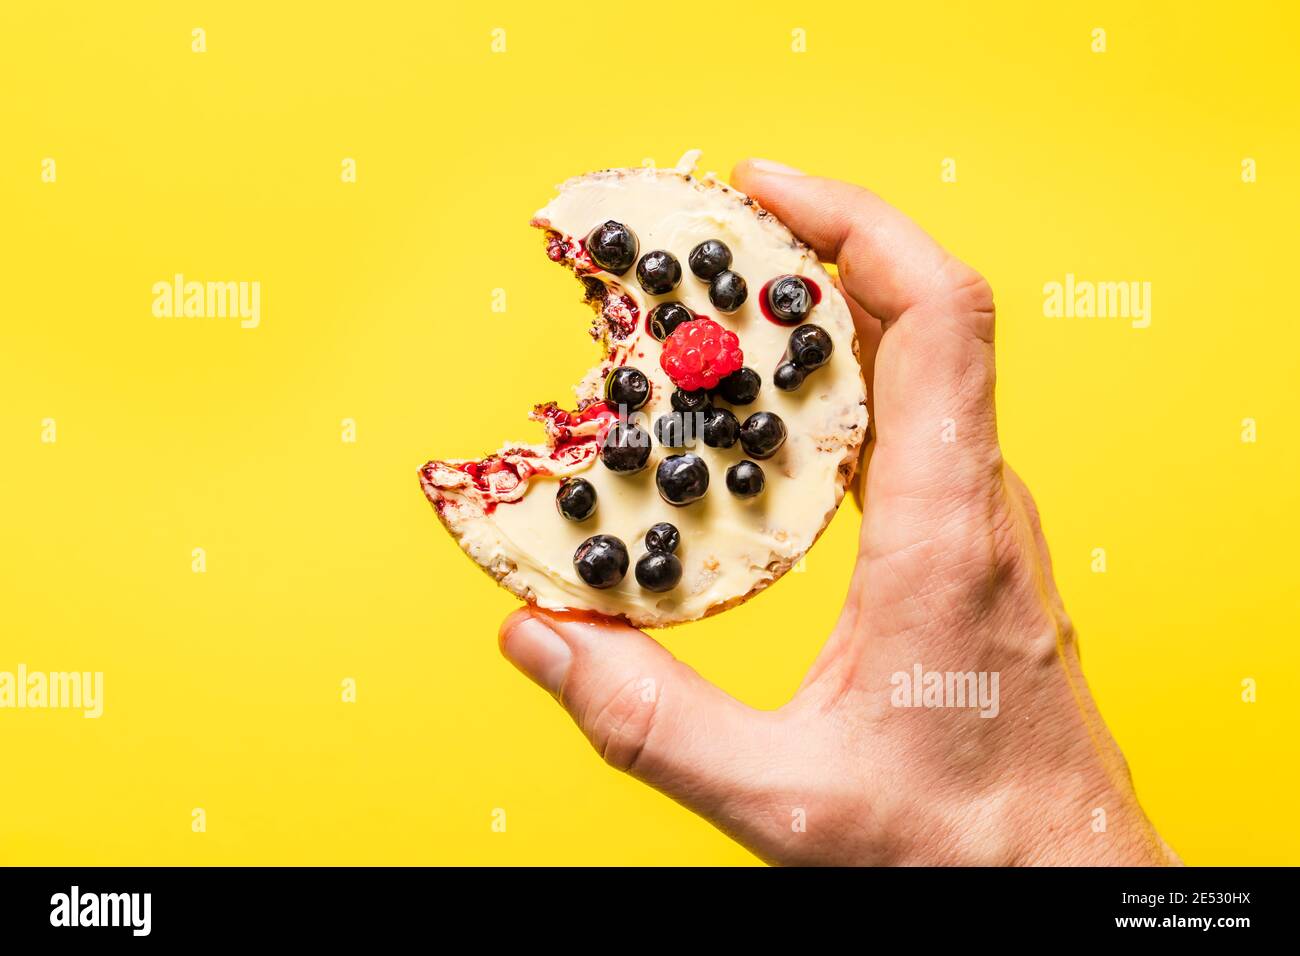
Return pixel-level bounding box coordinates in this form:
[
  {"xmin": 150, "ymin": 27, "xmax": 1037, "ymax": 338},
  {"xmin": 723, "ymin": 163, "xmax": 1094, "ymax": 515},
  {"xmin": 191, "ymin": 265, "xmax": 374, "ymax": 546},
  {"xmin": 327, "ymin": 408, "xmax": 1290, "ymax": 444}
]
[{"xmin": 658, "ymin": 318, "xmax": 744, "ymax": 392}]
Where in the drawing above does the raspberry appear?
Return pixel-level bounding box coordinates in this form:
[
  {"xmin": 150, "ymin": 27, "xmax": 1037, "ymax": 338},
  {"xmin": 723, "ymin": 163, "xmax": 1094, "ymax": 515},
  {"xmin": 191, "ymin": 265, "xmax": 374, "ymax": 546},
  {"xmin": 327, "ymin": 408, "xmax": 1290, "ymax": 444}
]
[{"xmin": 659, "ymin": 318, "xmax": 743, "ymax": 392}]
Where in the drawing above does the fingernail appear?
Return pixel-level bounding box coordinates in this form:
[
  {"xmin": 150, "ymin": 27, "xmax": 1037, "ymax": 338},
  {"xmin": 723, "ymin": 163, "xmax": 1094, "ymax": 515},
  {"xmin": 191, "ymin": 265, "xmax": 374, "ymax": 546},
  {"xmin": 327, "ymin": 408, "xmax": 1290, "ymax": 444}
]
[
  {"xmin": 500, "ymin": 614, "xmax": 573, "ymax": 695},
  {"xmin": 748, "ymin": 158, "xmax": 806, "ymax": 176}
]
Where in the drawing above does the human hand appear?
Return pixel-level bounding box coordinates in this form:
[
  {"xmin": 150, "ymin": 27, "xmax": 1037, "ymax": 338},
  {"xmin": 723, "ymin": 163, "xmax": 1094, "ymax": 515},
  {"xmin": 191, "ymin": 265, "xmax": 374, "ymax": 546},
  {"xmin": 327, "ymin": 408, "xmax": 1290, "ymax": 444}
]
[{"xmin": 498, "ymin": 159, "xmax": 1178, "ymax": 866}]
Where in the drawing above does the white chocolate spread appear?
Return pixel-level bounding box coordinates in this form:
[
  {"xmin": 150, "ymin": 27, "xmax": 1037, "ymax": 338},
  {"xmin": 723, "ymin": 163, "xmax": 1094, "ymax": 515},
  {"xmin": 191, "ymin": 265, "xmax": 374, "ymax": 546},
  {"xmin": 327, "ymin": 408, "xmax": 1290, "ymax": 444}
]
[{"xmin": 419, "ymin": 152, "xmax": 868, "ymax": 627}]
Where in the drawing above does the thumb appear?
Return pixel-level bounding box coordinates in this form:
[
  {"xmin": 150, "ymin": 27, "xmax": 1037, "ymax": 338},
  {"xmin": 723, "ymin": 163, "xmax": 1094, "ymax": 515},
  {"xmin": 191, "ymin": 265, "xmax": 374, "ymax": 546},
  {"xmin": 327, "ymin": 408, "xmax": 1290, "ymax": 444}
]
[
  {"xmin": 731, "ymin": 159, "xmax": 1000, "ymax": 491},
  {"xmin": 499, "ymin": 607, "xmax": 791, "ymax": 825}
]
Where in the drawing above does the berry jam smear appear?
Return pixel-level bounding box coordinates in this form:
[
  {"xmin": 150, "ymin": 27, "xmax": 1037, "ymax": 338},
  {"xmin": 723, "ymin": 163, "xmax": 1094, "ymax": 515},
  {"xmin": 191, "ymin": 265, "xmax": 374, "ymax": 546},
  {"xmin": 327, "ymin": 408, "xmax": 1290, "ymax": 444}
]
[
  {"xmin": 457, "ymin": 453, "xmax": 535, "ymax": 495},
  {"xmin": 536, "ymin": 223, "xmax": 595, "ymax": 274},
  {"xmin": 419, "ymin": 400, "xmax": 619, "ymax": 516},
  {"xmin": 420, "ymin": 222, "xmax": 656, "ymax": 518},
  {"xmin": 535, "ymin": 221, "xmax": 641, "ymax": 344},
  {"xmin": 580, "ymin": 277, "xmax": 639, "ymax": 342},
  {"xmin": 532, "ymin": 399, "xmax": 619, "ymax": 459}
]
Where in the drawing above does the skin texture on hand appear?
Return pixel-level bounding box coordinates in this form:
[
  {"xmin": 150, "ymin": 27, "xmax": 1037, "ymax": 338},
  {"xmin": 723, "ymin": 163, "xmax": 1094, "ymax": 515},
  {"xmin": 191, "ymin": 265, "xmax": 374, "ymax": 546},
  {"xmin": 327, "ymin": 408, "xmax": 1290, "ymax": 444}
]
[{"xmin": 499, "ymin": 159, "xmax": 1179, "ymax": 867}]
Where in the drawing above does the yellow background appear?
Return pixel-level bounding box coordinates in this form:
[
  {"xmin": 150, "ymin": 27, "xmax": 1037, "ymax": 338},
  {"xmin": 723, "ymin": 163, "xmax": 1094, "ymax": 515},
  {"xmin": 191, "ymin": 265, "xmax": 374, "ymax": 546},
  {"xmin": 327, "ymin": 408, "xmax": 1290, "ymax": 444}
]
[{"xmin": 2, "ymin": 1, "xmax": 1296, "ymax": 865}]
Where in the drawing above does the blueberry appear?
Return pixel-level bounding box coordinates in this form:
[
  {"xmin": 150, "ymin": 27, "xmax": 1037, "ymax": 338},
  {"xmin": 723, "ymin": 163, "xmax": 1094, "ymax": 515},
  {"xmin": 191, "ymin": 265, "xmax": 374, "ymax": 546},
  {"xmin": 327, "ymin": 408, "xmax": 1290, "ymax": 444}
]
[
  {"xmin": 656, "ymin": 453, "xmax": 709, "ymax": 506},
  {"xmin": 555, "ymin": 477, "xmax": 597, "ymax": 521},
  {"xmin": 654, "ymin": 412, "xmax": 688, "ymax": 448},
  {"xmin": 688, "ymin": 239, "xmax": 732, "ymax": 280},
  {"xmin": 739, "ymin": 411, "xmax": 787, "ymax": 460},
  {"xmin": 645, "ymin": 521, "xmax": 680, "ymax": 554},
  {"xmin": 604, "ymin": 365, "xmax": 650, "ymax": 411},
  {"xmin": 708, "ymin": 271, "xmax": 748, "ymax": 313},
  {"xmin": 636, "ymin": 250, "xmax": 682, "ymax": 295},
  {"xmin": 648, "ymin": 302, "xmax": 694, "ymax": 342},
  {"xmin": 573, "ymin": 534, "xmax": 629, "ymax": 589},
  {"xmin": 788, "ymin": 324, "xmax": 833, "ymax": 370},
  {"xmin": 584, "ymin": 221, "xmax": 638, "ymax": 276},
  {"xmin": 726, "ymin": 460, "xmax": 765, "ymax": 498},
  {"xmin": 635, "ymin": 551, "xmax": 682, "ymax": 592},
  {"xmin": 773, "ymin": 361, "xmax": 806, "ymax": 391},
  {"xmin": 600, "ymin": 421, "xmax": 651, "ymax": 473},
  {"xmin": 716, "ymin": 367, "xmax": 760, "ymax": 405},
  {"xmin": 766, "ymin": 275, "xmax": 814, "ymax": 323},
  {"xmin": 701, "ymin": 407, "xmax": 739, "ymax": 448},
  {"xmin": 671, "ymin": 387, "xmax": 711, "ymax": 413}
]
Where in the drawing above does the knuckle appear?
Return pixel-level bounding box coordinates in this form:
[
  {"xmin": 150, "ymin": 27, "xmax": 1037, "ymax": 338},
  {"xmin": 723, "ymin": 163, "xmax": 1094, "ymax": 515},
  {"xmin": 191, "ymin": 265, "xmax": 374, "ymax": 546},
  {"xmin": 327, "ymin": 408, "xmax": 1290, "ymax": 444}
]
[
  {"xmin": 941, "ymin": 259, "xmax": 996, "ymax": 342},
  {"xmin": 587, "ymin": 675, "xmax": 660, "ymax": 773}
]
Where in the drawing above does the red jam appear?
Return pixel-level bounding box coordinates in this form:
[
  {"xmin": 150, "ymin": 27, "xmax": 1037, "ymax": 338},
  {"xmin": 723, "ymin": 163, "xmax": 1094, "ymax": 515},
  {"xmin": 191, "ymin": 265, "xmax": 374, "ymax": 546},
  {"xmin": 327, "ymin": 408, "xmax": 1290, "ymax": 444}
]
[
  {"xmin": 533, "ymin": 399, "xmax": 619, "ymax": 456},
  {"xmin": 422, "ymin": 400, "xmax": 619, "ymax": 514},
  {"xmin": 540, "ymin": 227, "xmax": 595, "ymax": 274}
]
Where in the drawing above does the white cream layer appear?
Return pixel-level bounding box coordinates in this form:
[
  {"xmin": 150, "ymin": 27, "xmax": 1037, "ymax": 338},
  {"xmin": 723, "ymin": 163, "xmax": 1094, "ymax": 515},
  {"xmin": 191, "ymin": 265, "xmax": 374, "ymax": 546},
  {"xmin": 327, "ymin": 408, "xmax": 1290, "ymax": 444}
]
[{"xmin": 432, "ymin": 154, "xmax": 868, "ymax": 626}]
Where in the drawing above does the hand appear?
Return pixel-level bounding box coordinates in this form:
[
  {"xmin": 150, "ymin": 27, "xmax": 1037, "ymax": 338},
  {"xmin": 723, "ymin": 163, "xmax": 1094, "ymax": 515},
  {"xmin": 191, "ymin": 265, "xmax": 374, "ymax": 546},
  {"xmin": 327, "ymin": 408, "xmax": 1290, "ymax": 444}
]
[{"xmin": 499, "ymin": 159, "xmax": 1178, "ymax": 866}]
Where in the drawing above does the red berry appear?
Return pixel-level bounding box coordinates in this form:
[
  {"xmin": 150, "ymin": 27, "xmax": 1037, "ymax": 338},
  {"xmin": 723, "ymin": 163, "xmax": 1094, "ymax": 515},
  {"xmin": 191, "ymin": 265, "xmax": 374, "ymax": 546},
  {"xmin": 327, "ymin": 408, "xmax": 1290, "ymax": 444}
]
[{"xmin": 659, "ymin": 319, "xmax": 744, "ymax": 391}]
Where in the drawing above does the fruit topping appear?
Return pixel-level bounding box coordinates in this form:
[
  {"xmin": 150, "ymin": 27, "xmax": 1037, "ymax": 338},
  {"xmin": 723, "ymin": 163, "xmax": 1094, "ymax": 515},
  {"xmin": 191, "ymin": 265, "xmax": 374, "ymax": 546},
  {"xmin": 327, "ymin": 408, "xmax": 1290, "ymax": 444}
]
[
  {"xmin": 688, "ymin": 239, "xmax": 732, "ymax": 280},
  {"xmin": 708, "ymin": 270, "xmax": 748, "ymax": 313},
  {"xmin": 636, "ymin": 250, "xmax": 682, "ymax": 295},
  {"xmin": 726, "ymin": 460, "xmax": 766, "ymax": 498},
  {"xmin": 671, "ymin": 387, "xmax": 711, "ymax": 413},
  {"xmin": 645, "ymin": 522, "xmax": 680, "ymax": 554},
  {"xmin": 654, "ymin": 412, "xmax": 689, "ymax": 448},
  {"xmin": 531, "ymin": 400, "xmax": 619, "ymax": 463},
  {"xmin": 773, "ymin": 361, "xmax": 806, "ymax": 391},
  {"xmin": 600, "ymin": 420, "xmax": 652, "ymax": 473},
  {"xmin": 635, "ymin": 551, "xmax": 682, "ymax": 592},
  {"xmin": 584, "ymin": 221, "xmax": 639, "ymax": 276},
  {"xmin": 701, "ymin": 407, "xmax": 740, "ymax": 448},
  {"xmin": 787, "ymin": 324, "xmax": 833, "ymax": 370},
  {"xmin": 604, "ymin": 365, "xmax": 650, "ymax": 411},
  {"xmin": 656, "ymin": 453, "xmax": 710, "ymax": 506},
  {"xmin": 715, "ymin": 367, "xmax": 761, "ymax": 405},
  {"xmin": 774, "ymin": 324, "xmax": 833, "ymax": 391},
  {"xmin": 555, "ymin": 477, "xmax": 598, "ymax": 521},
  {"xmin": 659, "ymin": 317, "xmax": 743, "ymax": 392},
  {"xmin": 763, "ymin": 275, "xmax": 816, "ymax": 324},
  {"xmin": 647, "ymin": 302, "xmax": 694, "ymax": 341},
  {"xmin": 574, "ymin": 534, "xmax": 629, "ymax": 589},
  {"xmin": 579, "ymin": 277, "xmax": 640, "ymax": 341},
  {"xmin": 739, "ymin": 411, "xmax": 787, "ymax": 459}
]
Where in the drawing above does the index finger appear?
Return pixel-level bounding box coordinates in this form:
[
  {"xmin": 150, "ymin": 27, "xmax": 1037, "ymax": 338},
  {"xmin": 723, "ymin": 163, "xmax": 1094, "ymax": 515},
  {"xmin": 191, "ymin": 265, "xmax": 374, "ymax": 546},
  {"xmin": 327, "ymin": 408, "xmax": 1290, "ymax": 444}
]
[{"xmin": 731, "ymin": 159, "xmax": 989, "ymax": 333}]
